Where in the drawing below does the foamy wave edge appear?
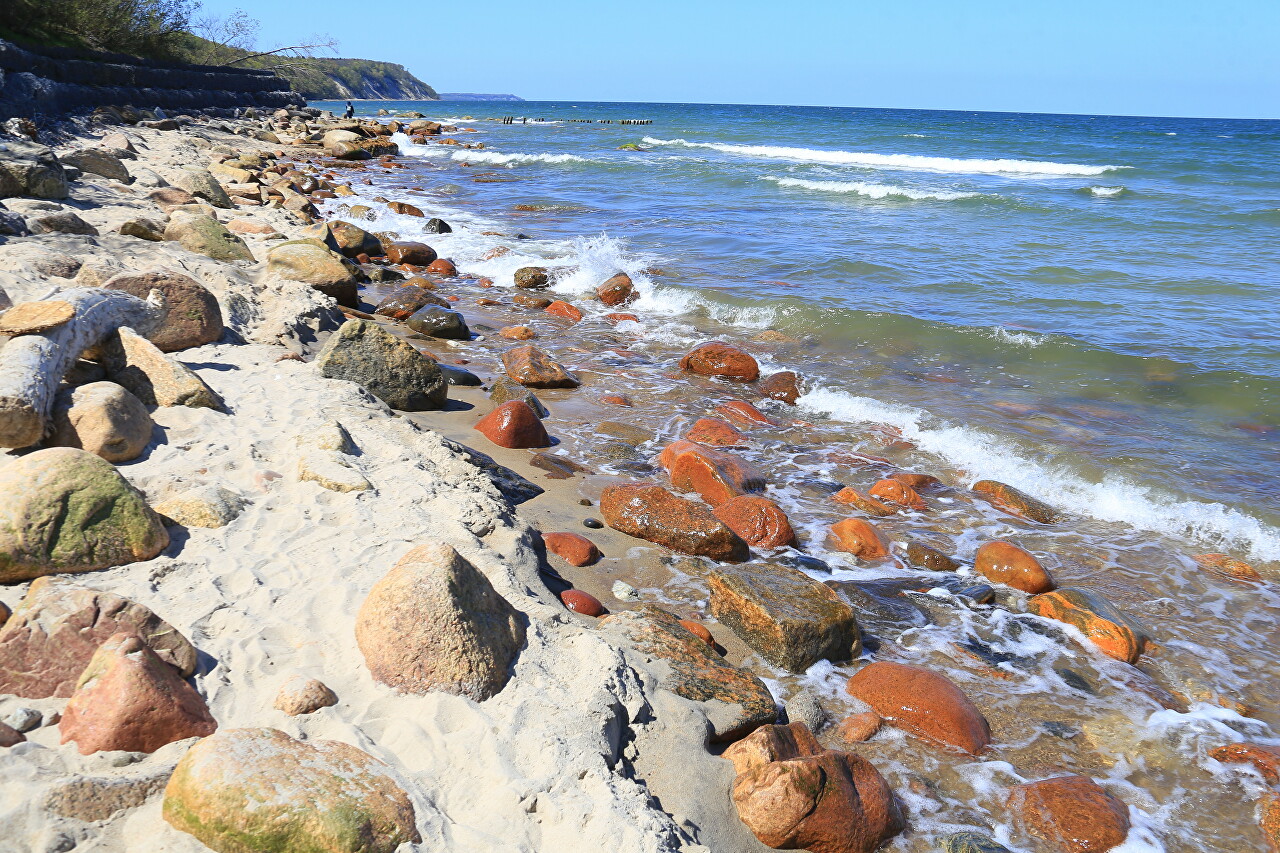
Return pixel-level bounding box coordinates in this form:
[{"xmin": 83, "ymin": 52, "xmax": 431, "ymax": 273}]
[
  {"xmin": 762, "ymin": 175, "xmax": 981, "ymax": 201},
  {"xmin": 797, "ymin": 387, "xmax": 1280, "ymax": 562},
  {"xmin": 645, "ymin": 136, "xmax": 1123, "ymax": 177}
]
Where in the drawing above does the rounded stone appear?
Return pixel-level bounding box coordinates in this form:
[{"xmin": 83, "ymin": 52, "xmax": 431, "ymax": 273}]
[
  {"xmin": 50, "ymin": 382, "xmax": 154, "ymax": 463},
  {"xmin": 559, "ymin": 589, "xmax": 605, "ymax": 617},
  {"xmin": 974, "ymin": 541, "xmax": 1055, "ymax": 594}
]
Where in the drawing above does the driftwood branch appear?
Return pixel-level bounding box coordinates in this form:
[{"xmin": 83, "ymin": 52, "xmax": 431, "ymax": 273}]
[{"xmin": 0, "ymin": 288, "xmax": 168, "ymax": 448}]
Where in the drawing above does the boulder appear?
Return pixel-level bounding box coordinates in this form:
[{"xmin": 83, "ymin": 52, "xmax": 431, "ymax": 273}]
[
  {"xmin": 828, "ymin": 518, "xmax": 891, "ymax": 559},
  {"xmin": 163, "ymin": 727, "xmax": 420, "ymax": 853},
  {"xmin": 172, "ymin": 169, "xmax": 233, "ymax": 208},
  {"xmin": 424, "ymin": 217, "xmax": 452, "ymax": 233},
  {"xmin": 679, "ymin": 341, "xmax": 760, "ymax": 382},
  {"xmin": 0, "ymin": 575, "xmax": 196, "ymax": 698},
  {"xmin": 315, "ymin": 319, "xmax": 448, "ymax": 411},
  {"xmin": 104, "ymin": 270, "xmax": 224, "ymax": 351},
  {"xmin": 972, "ymin": 480, "xmax": 1060, "ymax": 523},
  {"xmin": 59, "ymin": 633, "xmax": 216, "ymax": 755},
  {"xmin": 119, "ymin": 217, "xmax": 167, "ymax": 241},
  {"xmin": 686, "ymin": 417, "xmax": 747, "ymax": 447},
  {"xmin": 1210, "ymin": 742, "xmax": 1280, "ymax": 785},
  {"xmin": 373, "ymin": 284, "xmax": 450, "ymax": 320},
  {"xmin": 560, "ymin": 589, "xmax": 605, "ymax": 617},
  {"xmin": 0, "ymin": 140, "xmax": 68, "ymax": 199},
  {"xmin": 709, "ymin": 562, "xmax": 859, "ymax": 672},
  {"xmin": 513, "ymin": 293, "xmax": 553, "ymax": 309},
  {"xmin": 758, "ymin": 371, "xmax": 801, "ymax": 404},
  {"xmin": 542, "ymin": 532, "xmax": 600, "ymax": 567},
  {"xmin": 386, "ymin": 201, "xmax": 421, "ymax": 216},
  {"xmin": 600, "ymin": 483, "xmax": 749, "ymax": 562},
  {"xmin": 832, "ymin": 487, "xmax": 896, "ymax": 517},
  {"xmin": 905, "ymin": 542, "xmax": 960, "ymax": 571},
  {"xmin": 1026, "ymin": 587, "xmax": 1148, "ymax": 663},
  {"xmin": 545, "ymin": 300, "xmax": 584, "ymax": 323},
  {"xmin": 100, "ymin": 133, "xmax": 136, "ymax": 153},
  {"xmin": 302, "ymin": 219, "xmax": 382, "ymax": 258},
  {"xmin": 406, "ymin": 305, "xmax": 470, "ymax": 339},
  {"xmin": 845, "ymin": 661, "xmax": 991, "ymax": 755},
  {"xmin": 0, "ymin": 448, "xmax": 169, "ymax": 583},
  {"xmin": 164, "ymin": 212, "xmax": 255, "ymax": 262},
  {"xmin": 725, "ymin": 722, "xmax": 903, "ymax": 853},
  {"xmin": 147, "ymin": 187, "xmax": 198, "ymax": 212},
  {"xmin": 426, "ymin": 258, "xmax": 457, "ymax": 276},
  {"xmin": 1007, "ymin": 775, "xmax": 1130, "ymax": 853},
  {"xmin": 489, "ymin": 377, "xmax": 549, "ymax": 417},
  {"xmin": 974, "ymin": 541, "xmax": 1054, "ymax": 594},
  {"xmin": 273, "ymin": 676, "xmax": 338, "ymax": 716},
  {"xmin": 660, "ymin": 440, "xmax": 766, "ymax": 507},
  {"xmin": 501, "ymin": 345, "xmax": 581, "ymax": 388},
  {"xmin": 597, "ymin": 272, "xmax": 635, "ymax": 306},
  {"xmin": 61, "ymin": 148, "xmax": 131, "ymax": 183},
  {"xmin": 713, "ymin": 496, "xmax": 796, "ymax": 549},
  {"xmin": 868, "ymin": 478, "xmax": 927, "ymax": 510},
  {"xmin": 27, "ymin": 210, "xmax": 99, "ymax": 236},
  {"xmin": 355, "ymin": 543, "xmax": 525, "ymax": 700},
  {"xmin": 266, "ymin": 241, "xmax": 359, "ymax": 307},
  {"xmin": 154, "ymin": 485, "xmax": 246, "ymax": 529},
  {"xmin": 474, "ymin": 401, "xmax": 551, "ymax": 449},
  {"xmin": 49, "ymin": 381, "xmax": 154, "ymax": 462},
  {"xmin": 603, "ymin": 605, "xmax": 776, "ymax": 741},
  {"xmin": 514, "ymin": 266, "xmax": 550, "ymax": 289},
  {"xmin": 103, "ymin": 327, "xmax": 223, "ymax": 409},
  {"xmin": 385, "ymin": 241, "xmax": 437, "ymax": 265}
]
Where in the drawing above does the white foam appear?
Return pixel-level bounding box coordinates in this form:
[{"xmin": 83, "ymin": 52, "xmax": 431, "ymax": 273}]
[
  {"xmin": 762, "ymin": 175, "xmax": 980, "ymax": 201},
  {"xmin": 1090, "ymin": 185, "xmax": 1127, "ymax": 198},
  {"xmin": 796, "ymin": 387, "xmax": 1280, "ymax": 562},
  {"xmin": 449, "ymin": 149, "xmax": 591, "ymax": 166},
  {"xmin": 643, "ymin": 137, "xmax": 1123, "ymax": 177},
  {"xmin": 389, "ymin": 132, "xmax": 451, "ymax": 158}
]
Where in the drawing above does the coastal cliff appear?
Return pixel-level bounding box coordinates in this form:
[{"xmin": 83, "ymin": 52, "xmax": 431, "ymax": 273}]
[{"xmin": 285, "ymin": 57, "xmax": 439, "ymax": 101}]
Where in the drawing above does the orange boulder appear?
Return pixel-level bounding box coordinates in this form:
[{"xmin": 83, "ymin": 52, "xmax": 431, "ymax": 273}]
[
  {"xmin": 542, "ymin": 532, "xmax": 601, "ymax": 567},
  {"xmin": 1008, "ymin": 775, "xmax": 1130, "ymax": 853},
  {"xmin": 660, "ymin": 440, "xmax": 766, "ymax": 507},
  {"xmin": 828, "ymin": 519, "xmax": 891, "ymax": 559},
  {"xmin": 679, "ymin": 342, "xmax": 760, "ymax": 382},
  {"xmin": 974, "ymin": 541, "xmax": 1055, "ymax": 594},
  {"xmin": 474, "ymin": 401, "xmax": 551, "ymax": 449},
  {"xmin": 686, "ymin": 417, "xmax": 748, "ymax": 447},
  {"xmin": 545, "ymin": 300, "xmax": 584, "ymax": 323},
  {"xmin": 869, "ymin": 478, "xmax": 927, "ymax": 511},
  {"xmin": 713, "ymin": 496, "xmax": 796, "ymax": 549},
  {"xmin": 1027, "ymin": 587, "xmax": 1148, "ymax": 664},
  {"xmin": 845, "ymin": 661, "xmax": 991, "ymax": 755}
]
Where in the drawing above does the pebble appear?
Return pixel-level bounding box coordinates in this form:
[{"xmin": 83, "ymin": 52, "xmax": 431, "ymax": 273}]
[
  {"xmin": 612, "ymin": 581, "xmax": 639, "ymax": 601},
  {"xmin": 583, "ymin": 518, "xmax": 603, "ymax": 529},
  {"xmin": 3, "ymin": 707, "xmax": 42, "ymax": 733}
]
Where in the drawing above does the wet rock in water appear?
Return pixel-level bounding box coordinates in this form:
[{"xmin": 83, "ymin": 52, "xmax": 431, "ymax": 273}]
[
  {"xmin": 892, "ymin": 472, "xmax": 942, "ymax": 490},
  {"xmin": 869, "ymin": 478, "xmax": 927, "ymax": 510},
  {"xmin": 0, "ymin": 576, "xmax": 197, "ymax": 698},
  {"xmin": 514, "ymin": 266, "xmax": 551, "ymax": 289},
  {"xmin": 530, "ymin": 453, "xmax": 592, "ymax": 479},
  {"xmin": 713, "ymin": 496, "xmax": 797, "ymax": 549},
  {"xmin": 316, "ymin": 319, "xmax": 448, "ymax": 411},
  {"xmin": 499, "ymin": 325, "xmax": 537, "ymax": 340},
  {"xmin": 0, "ymin": 140, "xmax": 69, "ymax": 199},
  {"xmin": 545, "ymin": 299, "xmax": 584, "ymax": 323},
  {"xmin": 601, "ymin": 483, "xmax": 749, "ymax": 562},
  {"xmin": 513, "ymin": 293, "xmax": 553, "ymax": 309},
  {"xmin": 972, "ymin": 480, "xmax": 1060, "ymax": 523},
  {"xmin": 164, "ymin": 212, "xmax": 255, "ymax": 262},
  {"xmin": 61, "ymin": 148, "xmax": 131, "ymax": 183},
  {"xmin": 679, "ymin": 341, "xmax": 760, "ymax": 382},
  {"xmin": 1260, "ymin": 791, "xmax": 1280, "ymax": 852},
  {"xmin": 474, "ymin": 400, "xmax": 551, "ymax": 449},
  {"xmin": 355, "ymin": 542, "xmax": 525, "ymax": 700},
  {"xmin": 542, "ymin": 531, "xmax": 601, "ymax": 566},
  {"xmin": 905, "ymin": 542, "xmax": 960, "ymax": 572},
  {"xmin": 1210, "ymin": 742, "xmax": 1280, "ymax": 784},
  {"xmin": 49, "ymin": 381, "xmax": 153, "ymax": 463},
  {"xmin": 1192, "ymin": 553, "xmax": 1262, "ymax": 582},
  {"xmin": 501, "ymin": 344, "xmax": 581, "ymax": 388},
  {"xmin": 941, "ymin": 832, "xmax": 1014, "ymax": 853},
  {"xmin": 59, "ymin": 632, "xmax": 216, "ymax": 755},
  {"xmin": 687, "ymin": 416, "xmax": 748, "ymax": 447},
  {"xmin": 438, "ymin": 364, "xmax": 482, "ymax": 386},
  {"xmin": 828, "ymin": 518, "xmax": 891, "ymax": 559},
  {"xmin": 1007, "ymin": 775, "xmax": 1130, "ymax": 853},
  {"xmin": 425, "ymin": 258, "xmax": 457, "ymax": 277},
  {"xmin": 103, "ymin": 327, "xmax": 222, "ymax": 410},
  {"xmin": 837, "ymin": 711, "xmax": 882, "ymax": 744},
  {"xmin": 374, "ymin": 284, "xmax": 450, "ymax": 320},
  {"xmin": 597, "ymin": 272, "xmax": 636, "ymax": 306},
  {"xmin": 659, "ymin": 440, "xmax": 767, "ymax": 507},
  {"xmin": 103, "ymin": 270, "xmax": 224, "ymax": 351},
  {"xmin": 709, "ymin": 562, "xmax": 859, "ymax": 672},
  {"xmin": 1027, "ymin": 587, "xmax": 1148, "ymax": 664},
  {"xmin": 725, "ymin": 722, "xmax": 903, "ymax": 853},
  {"xmin": 0, "ymin": 721, "xmax": 24, "ymax": 746},
  {"xmin": 273, "ymin": 676, "xmax": 338, "ymax": 716},
  {"xmin": 845, "ymin": 661, "xmax": 991, "ymax": 755},
  {"xmin": 785, "ymin": 689, "xmax": 829, "ymax": 733},
  {"xmin": 163, "ymin": 727, "xmax": 420, "ymax": 853},
  {"xmin": 0, "ymin": 448, "xmax": 169, "ymax": 583},
  {"xmin": 598, "ymin": 421, "xmax": 653, "ymax": 445},
  {"xmin": 406, "ymin": 304, "xmax": 470, "ymax": 339},
  {"xmin": 758, "ymin": 370, "xmax": 801, "ymax": 404},
  {"xmin": 172, "ymin": 168, "xmax": 232, "ymax": 208},
  {"xmin": 605, "ymin": 312, "xmax": 640, "ymax": 324},
  {"xmin": 974, "ymin": 541, "xmax": 1055, "ymax": 594},
  {"xmin": 716, "ymin": 399, "xmax": 777, "ymax": 427},
  {"xmin": 28, "ymin": 210, "xmax": 99, "ymax": 236},
  {"xmin": 831, "ymin": 487, "xmax": 897, "ymax": 517},
  {"xmin": 489, "ymin": 377, "xmax": 550, "ymax": 417},
  {"xmin": 385, "ymin": 241, "xmax": 437, "ymax": 265},
  {"xmin": 424, "ymin": 217, "xmax": 452, "ymax": 233},
  {"xmin": 266, "ymin": 240, "xmax": 359, "ymax": 307},
  {"xmin": 602, "ymin": 604, "xmax": 776, "ymax": 741},
  {"xmin": 559, "ymin": 589, "xmax": 605, "ymax": 617}
]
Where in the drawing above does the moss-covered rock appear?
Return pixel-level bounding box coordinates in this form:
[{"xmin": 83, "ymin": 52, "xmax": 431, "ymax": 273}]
[
  {"xmin": 163, "ymin": 727, "xmax": 420, "ymax": 853},
  {"xmin": 164, "ymin": 212, "xmax": 255, "ymax": 263},
  {"xmin": 0, "ymin": 447, "xmax": 169, "ymax": 582}
]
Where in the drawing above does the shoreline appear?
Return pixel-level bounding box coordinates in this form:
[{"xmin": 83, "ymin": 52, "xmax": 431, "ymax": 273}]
[{"xmin": 0, "ymin": 107, "xmax": 1276, "ymax": 851}]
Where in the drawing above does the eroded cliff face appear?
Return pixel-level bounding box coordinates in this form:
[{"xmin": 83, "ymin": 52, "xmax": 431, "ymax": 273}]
[{"xmin": 290, "ymin": 59, "xmax": 439, "ymax": 101}]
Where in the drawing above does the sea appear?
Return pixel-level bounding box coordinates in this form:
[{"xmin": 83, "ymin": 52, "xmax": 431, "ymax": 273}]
[{"xmin": 312, "ymin": 99, "xmax": 1280, "ymax": 851}]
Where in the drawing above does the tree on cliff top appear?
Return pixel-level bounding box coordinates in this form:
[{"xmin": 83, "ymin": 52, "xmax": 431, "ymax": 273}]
[{"xmin": 3, "ymin": 0, "xmax": 196, "ymax": 57}]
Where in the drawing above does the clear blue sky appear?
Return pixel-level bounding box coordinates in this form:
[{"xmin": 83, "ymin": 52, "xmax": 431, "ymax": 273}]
[{"xmin": 196, "ymin": 0, "xmax": 1280, "ymax": 119}]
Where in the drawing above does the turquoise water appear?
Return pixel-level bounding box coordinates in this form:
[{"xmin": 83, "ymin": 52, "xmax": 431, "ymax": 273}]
[{"xmin": 316, "ymin": 99, "xmax": 1280, "ymax": 561}]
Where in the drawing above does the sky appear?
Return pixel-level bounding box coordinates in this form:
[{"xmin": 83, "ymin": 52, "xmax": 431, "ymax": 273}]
[{"xmin": 193, "ymin": 0, "xmax": 1280, "ymax": 119}]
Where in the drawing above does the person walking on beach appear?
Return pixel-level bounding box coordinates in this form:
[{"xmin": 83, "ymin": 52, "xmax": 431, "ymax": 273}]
[{"xmin": 343, "ymin": 101, "xmax": 355, "ymax": 119}]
